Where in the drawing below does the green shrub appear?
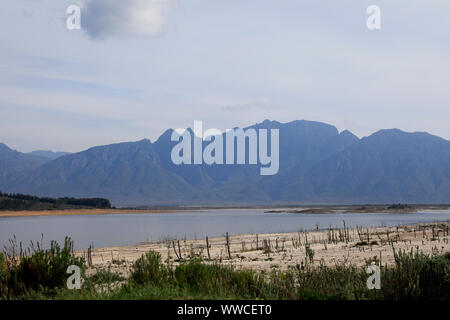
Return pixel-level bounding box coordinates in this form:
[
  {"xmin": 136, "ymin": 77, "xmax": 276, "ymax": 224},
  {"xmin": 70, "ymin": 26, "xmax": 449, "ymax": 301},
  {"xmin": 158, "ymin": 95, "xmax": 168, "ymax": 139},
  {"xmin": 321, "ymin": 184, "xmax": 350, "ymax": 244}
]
[
  {"xmin": 87, "ymin": 267, "xmax": 124, "ymax": 286},
  {"xmin": 305, "ymin": 244, "xmax": 315, "ymax": 263},
  {"xmin": 444, "ymin": 252, "xmax": 450, "ymax": 261},
  {"xmin": 130, "ymin": 250, "xmax": 169, "ymax": 285},
  {"xmin": 4, "ymin": 237, "xmax": 85, "ymax": 297},
  {"xmin": 0, "ymin": 252, "xmax": 5, "ymax": 287},
  {"xmin": 293, "ymin": 263, "xmax": 368, "ymax": 299},
  {"xmin": 174, "ymin": 258, "xmax": 263, "ymax": 298},
  {"xmin": 382, "ymin": 249, "xmax": 450, "ymax": 300},
  {"xmin": 0, "ymin": 252, "xmax": 4, "ymax": 270}
]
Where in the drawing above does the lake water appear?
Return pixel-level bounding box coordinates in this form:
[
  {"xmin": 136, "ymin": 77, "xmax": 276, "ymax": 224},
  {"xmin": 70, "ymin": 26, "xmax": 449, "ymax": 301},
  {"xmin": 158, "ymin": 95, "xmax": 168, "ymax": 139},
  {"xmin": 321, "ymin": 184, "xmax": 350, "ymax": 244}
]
[{"xmin": 0, "ymin": 209, "xmax": 449, "ymax": 250}]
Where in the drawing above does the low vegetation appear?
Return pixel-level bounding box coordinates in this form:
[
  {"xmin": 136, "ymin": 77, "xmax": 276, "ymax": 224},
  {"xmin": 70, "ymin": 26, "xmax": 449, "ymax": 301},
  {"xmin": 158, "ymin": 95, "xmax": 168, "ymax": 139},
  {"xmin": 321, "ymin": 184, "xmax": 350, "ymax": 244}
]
[
  {"xmin": 0, "ymin": 237, "xmax": 85, "ymax": 297},
  {"xmin": 387, "ymin": 203, "xmax": 414, "ymax": 210},
  {"xmin": 0, "ymin": 237, "xmax": 449, "ymax": 300},
  {"xmin": 0, "ymin": 191, "xmax": 112, "ymax": 211}
]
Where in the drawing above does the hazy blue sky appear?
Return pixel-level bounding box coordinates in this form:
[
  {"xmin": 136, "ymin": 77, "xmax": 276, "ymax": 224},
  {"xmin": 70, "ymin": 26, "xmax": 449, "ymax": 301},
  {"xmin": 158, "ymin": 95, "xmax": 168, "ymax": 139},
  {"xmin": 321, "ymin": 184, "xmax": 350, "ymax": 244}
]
[{"xmin": 1, "ymin": 0, "xmax": 449, "ymax": 152}]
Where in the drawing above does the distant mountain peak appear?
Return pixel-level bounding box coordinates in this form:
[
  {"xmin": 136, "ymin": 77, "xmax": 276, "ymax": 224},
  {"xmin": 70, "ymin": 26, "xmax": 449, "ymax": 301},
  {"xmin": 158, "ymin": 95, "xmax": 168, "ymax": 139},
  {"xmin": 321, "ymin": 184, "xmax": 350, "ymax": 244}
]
[
  {"xmin": 373, "ymin": 128, "xmax": 405, "ymax": 135},
  {"xmin": 340, "ymin": 129, "xmax": 359, "ymax": 139},
  {"xmin": 0, "ymin": 143, "xmax": 11, "ymax": 152},
  {"xmin": 260, "ymin": 119, "xmax": 281, "ymax": 126},
  {"xmin": 137, "ymin": 138, "xmax": 152, "ymax": 144}
]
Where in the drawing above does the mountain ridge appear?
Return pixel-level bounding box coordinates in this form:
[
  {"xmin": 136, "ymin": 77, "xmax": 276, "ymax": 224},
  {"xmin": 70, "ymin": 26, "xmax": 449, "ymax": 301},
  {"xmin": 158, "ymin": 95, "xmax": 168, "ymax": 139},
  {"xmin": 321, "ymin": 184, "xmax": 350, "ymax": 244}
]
[{"xmin": 1, "ymin": 120, "xmax": 450, "ymax": 206}]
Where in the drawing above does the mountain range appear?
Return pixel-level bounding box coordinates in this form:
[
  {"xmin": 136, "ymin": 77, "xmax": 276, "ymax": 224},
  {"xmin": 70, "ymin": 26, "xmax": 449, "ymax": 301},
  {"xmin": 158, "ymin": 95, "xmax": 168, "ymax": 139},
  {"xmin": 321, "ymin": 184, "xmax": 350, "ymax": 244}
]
[{"xmin": 1, "ymin": 120, "xmax": 450, "ymax": 206}]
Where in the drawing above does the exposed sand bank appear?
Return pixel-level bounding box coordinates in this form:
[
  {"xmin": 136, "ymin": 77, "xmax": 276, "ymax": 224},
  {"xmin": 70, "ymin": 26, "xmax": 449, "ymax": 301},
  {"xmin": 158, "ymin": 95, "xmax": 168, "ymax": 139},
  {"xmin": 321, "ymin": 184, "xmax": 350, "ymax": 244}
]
[{"xmin": 78, "ymin": 222, "xmax": 450, "ymax": 278}]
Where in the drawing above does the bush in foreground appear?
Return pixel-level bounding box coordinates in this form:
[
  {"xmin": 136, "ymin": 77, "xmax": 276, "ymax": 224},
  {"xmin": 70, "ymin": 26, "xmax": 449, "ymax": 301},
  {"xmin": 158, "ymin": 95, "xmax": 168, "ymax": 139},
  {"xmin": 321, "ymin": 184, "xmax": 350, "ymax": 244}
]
[
  {"xmin": 0, "ymin": 237, "xmax": 85, "ymax": 297},
  {"xmin": 381, "ymin": 248, "xmax": 450, "ymax": 300},
  {"xmin": 130, "ymin": 250, "xmax": 169, "ymax": 286}
]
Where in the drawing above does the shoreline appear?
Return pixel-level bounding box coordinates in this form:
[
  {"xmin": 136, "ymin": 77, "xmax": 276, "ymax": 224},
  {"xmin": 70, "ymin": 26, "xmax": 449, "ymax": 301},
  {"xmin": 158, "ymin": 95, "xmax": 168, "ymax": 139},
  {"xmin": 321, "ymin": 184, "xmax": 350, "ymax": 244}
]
[{"xmin": 1, "ymin": 204, "xmax": 449, "ymax": 218}]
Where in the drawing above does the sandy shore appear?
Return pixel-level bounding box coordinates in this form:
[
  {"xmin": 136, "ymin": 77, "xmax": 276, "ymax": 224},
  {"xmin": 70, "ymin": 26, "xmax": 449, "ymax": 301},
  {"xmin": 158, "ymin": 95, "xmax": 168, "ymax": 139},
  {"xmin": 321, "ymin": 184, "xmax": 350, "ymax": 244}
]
[
  {"xmin": 3, "ymin": 205, "xmax": 449, "ymax": 218},
  {"xmin": 78, "ymin": 222, "xmax": 450, "ymax": 278},
  {"xmin": 0, "ymin": 208, "xmax": 175, "ymax": 217}
]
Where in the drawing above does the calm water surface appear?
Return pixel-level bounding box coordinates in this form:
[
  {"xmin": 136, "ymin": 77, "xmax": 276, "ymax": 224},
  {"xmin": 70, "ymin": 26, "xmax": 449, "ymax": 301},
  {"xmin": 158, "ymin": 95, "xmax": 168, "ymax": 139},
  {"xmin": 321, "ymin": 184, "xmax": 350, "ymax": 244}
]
[{"xmin": 0, "ymin": 209, "xmax": 449, "ymax": 250}]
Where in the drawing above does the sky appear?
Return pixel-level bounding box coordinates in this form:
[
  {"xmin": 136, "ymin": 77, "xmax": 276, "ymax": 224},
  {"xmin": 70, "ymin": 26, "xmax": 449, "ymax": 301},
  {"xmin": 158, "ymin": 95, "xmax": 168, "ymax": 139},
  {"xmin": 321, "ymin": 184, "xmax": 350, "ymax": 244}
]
[{"xmin": 0, "ymin": 0, "xmax": 449, "ymax": 152}]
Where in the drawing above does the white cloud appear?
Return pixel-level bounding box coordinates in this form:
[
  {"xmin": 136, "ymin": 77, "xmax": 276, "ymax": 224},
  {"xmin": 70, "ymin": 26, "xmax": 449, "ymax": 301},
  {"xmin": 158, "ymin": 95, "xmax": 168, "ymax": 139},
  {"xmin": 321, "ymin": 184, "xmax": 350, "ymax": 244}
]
[{"xmin": 79, "ymin": 0, "xmax": 178, "ymax": 39}]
